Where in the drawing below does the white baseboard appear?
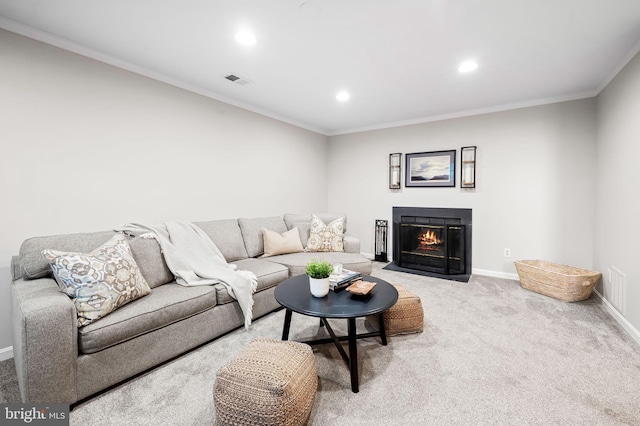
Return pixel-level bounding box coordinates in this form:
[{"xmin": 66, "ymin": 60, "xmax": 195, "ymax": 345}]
[
  {"xmin": 472, "ymin": 268, "xmax": 520, "ymax": 281},
  {"xmin": 0, "ymin": 346, "xmax": 13, "ymax": 361},
  {"xmin": 593, "ymin": 289, "xmax": 640, "ymax": 346}
]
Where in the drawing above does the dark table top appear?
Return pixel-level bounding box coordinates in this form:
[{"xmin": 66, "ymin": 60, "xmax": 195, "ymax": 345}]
[{"xmin": 274, "ymin": 274, "xmax": 398, "ymax": 318}]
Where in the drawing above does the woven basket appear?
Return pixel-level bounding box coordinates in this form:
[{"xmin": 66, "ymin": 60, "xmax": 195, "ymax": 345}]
[
  {"xmin": 514, "ymin": 260, "xmax": 601, "ymax": 302},
  {"xmin": 213, "ymin": 338, "xmax": 317, "ymax": 426},
  {"xmin": 365, "ymin": 283, "xmax": 424, "ymax": 335}
]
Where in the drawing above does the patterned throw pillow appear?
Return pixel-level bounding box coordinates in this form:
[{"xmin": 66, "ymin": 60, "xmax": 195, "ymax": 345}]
[
  {"xmin": 307, "ymin": 214, "xmax": 344, "ymax": 252},
  {"xmin": 42, "ymin": 233, "xmax": 151, "ymax": 326}
]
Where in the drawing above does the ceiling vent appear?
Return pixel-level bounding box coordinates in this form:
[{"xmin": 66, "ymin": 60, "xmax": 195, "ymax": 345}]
[{"xmin": 224, "ymin": 74, "xmax": 252, "ymax": 86}]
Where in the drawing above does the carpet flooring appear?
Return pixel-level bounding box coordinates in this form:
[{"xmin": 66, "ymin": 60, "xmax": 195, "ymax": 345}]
[{"xmin": 2, "ymin": 262, "xmax": 640, "ymax": 425}]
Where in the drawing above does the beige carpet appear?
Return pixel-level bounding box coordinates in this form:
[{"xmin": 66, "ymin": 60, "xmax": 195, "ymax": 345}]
[{"xmin": 2, "ymin": 262, "xmax": 640, "ymax": 425}]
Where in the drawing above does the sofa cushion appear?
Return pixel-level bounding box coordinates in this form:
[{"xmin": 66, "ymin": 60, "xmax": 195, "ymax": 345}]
[
  {"xmin": 342, "ymin": 234, "xmax": 361, "ymax": 254},
  {"xmin": 261, "ymin": 227, "xmax": 304, "ymax": 257},
  {"xmin": 283, "ymin": 213, "xmax": 311, "ymax": 230},
  {"xmin": 307, "ymin": 214, "xmax": 344, "ymax": 252},
  {"xmin": 215, "ymin": 258, "xmax": 288, "ymax": 304},
  {"xmin": 19, "ymin": 230, "xmax": 117, "ymax": 279},
  {"xmin": 79, "ymin": 283, "xmax": 217, "ymax": 354},
  {"xmin": 291, "ymin": 222, "xmax": 311, "ymax": 248},
  {"xmin": 194, "ymin": 219, "xmax": 249, "ymax": 262},
  {"xmin": 238, "ymin": 217, "xmax": 288, "ymax": 258},
  {"xmin": 265, "ymin": 252, "xmax": 372, "ymax": 276},
  {"xmin": 42, "ymin": 233, "xmax": 151, "ymax": 327},
  {"xmin": 128, "ymin": 236, "xmax": 173, "ymax": 288}
]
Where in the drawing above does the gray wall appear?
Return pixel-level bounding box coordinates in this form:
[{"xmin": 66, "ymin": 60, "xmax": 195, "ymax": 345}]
[
  {"xmin": 0, "ymin": 30, "xmax": 329, "ymax": 354},
  {"xmin": 327, "ymin": 99, "xmax": 598, "ymax": 276},
  {"xmin": 594, "ymin": 51, "xmax": 640, "ymax": 329}
]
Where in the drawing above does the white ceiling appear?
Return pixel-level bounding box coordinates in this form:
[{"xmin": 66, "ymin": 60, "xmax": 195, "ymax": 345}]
[{"xmin": 1, "ymin": 0, "xmax": 640, "ymax": 135}]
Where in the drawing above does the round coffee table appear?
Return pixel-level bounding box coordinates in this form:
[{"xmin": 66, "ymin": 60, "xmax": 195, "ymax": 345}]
[{"xmin": 274, "ymin": 274, "xmax": 398, "ymax": 393}]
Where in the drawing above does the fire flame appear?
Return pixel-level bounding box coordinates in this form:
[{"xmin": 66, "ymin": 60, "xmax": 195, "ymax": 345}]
[{"xmin": 418, "ymin": 230, "xmax": 441, "ymax": 248}]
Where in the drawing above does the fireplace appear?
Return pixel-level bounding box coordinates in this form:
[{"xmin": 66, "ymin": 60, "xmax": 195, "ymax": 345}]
[{"xmin": 391, "ymin": 207, "xmax": 472, "ymax": 282}]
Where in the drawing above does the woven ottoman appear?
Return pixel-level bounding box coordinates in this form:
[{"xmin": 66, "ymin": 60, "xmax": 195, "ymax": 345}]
[
  {"xmin": 213, "ymin": 337, "xmax": 317, "ymax": 426},
  {"xmin": 366, "ymin": 283, "xmax": 424, "ymax": 335}
]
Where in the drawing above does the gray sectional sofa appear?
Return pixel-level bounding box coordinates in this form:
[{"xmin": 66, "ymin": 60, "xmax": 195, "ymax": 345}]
[{"xmin": 10, "ymin": 213, "xmax": 372, "ymax": 404}]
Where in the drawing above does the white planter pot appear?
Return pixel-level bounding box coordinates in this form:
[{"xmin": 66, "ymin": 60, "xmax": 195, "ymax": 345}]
[{"xmin": 309, "ymin": 277, "xmax": 330, "ymax": 297}]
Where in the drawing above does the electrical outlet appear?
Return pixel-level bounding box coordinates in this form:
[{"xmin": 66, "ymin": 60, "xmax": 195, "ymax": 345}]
[{"xmin": 504, "ymin": 248, "xmax": 511, "ymax": 258}]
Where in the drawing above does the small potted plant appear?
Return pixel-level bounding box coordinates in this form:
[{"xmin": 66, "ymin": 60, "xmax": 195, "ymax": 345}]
[{"xmin": 305, "ymin": 259, "xmax": 333, "ymax": 297}]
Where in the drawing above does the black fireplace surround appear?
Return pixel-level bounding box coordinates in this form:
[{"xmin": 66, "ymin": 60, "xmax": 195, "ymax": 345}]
[{"xmin": 391, "ymin": 207, "xmax": 472, "ymax": 282}]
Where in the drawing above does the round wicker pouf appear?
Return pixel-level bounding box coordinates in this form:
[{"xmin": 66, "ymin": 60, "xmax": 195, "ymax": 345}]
[
  {"xmin": 213, "ymin": 337, "xmax": 317, "ymax": 426},
  {"xmin": 365, "ymin": 283, "xmax": 424, "ymax": 336}
]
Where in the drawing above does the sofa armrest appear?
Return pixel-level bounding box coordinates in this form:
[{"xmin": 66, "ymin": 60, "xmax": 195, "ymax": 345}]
[
  {"xmin": 12, "ymin": 278, "xmax": 78, "ymax": 403},
  {"xmin": 343, "ymin": 234, "xmax": 361, "ymax": 254},
  {"xmin": 11, "ymin": 255, "xmax": 23, "ymax": 280}
]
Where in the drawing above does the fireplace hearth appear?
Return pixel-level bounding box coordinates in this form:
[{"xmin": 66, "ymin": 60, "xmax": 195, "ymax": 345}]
[{"xmin": 389, "ymin": 207, "xmax": 472, "ymax": 282}]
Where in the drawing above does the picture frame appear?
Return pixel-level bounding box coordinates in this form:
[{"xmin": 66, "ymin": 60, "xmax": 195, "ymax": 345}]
[
  {"xmin": 460, "ymin": 146, "xmax": 477, "ymax": 188},
  {"xmin": 389, "ymin": 153, "xmax": 401, "ymax": 189},
  {"xmin": 405, "ymin": 150, "xmax": 456, "ymax": 187}
]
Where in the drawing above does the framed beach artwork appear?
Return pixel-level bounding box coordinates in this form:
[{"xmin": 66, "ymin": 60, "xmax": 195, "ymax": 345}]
[{"xmin": 405, "ymin": 150, "xmax": 456, "ymax": 187}]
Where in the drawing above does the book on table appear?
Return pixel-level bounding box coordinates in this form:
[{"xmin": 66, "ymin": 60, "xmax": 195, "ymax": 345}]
[{"xmin": 329, "ymin": 269, "xmax": 362, "ymax": 291}]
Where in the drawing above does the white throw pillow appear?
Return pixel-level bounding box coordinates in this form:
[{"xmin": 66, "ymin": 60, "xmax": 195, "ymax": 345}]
[
  {"xmin": 307, "ymin": 214, "xmax": 344, "ymax": 252},
  {"xmin": 262, "ymin": 227, "xmax": 304, "ymax": 257}
]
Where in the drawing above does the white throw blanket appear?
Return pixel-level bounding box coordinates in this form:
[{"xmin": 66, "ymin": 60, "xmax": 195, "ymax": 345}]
[{"xmin": 116, "ymin": 221, "xmax": 257, "ymax": 328}]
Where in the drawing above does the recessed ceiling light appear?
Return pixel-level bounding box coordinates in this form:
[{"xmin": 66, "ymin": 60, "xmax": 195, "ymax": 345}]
[
  {"xmin": 458, "ymin": 60, "xmax": 478, "ymax": 73},
  {"xmin": 235, "ymin": 30, "xmax": 256, "ymax": 46},
  {"xmin": 336, "ymin": 91, "xmax": 350, "ymax": 102}
]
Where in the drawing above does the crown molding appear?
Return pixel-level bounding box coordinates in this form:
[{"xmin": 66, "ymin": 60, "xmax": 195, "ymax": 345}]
[
  {"xmin": 326, "ymin": 91, "xmax": 599, "ymax": 136},
  {"xmin": 596, "ymin": 35, "xmax": 640, "ymax": 94}
]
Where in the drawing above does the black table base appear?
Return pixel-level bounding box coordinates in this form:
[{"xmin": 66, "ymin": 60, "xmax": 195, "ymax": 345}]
[
  {"xmin": 275, "ymin": 275, "xmax": 398, "ymax": 394},
  {"xmin": 281, "ymin": 310, "xmax": 388, "ymax": 393}
]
